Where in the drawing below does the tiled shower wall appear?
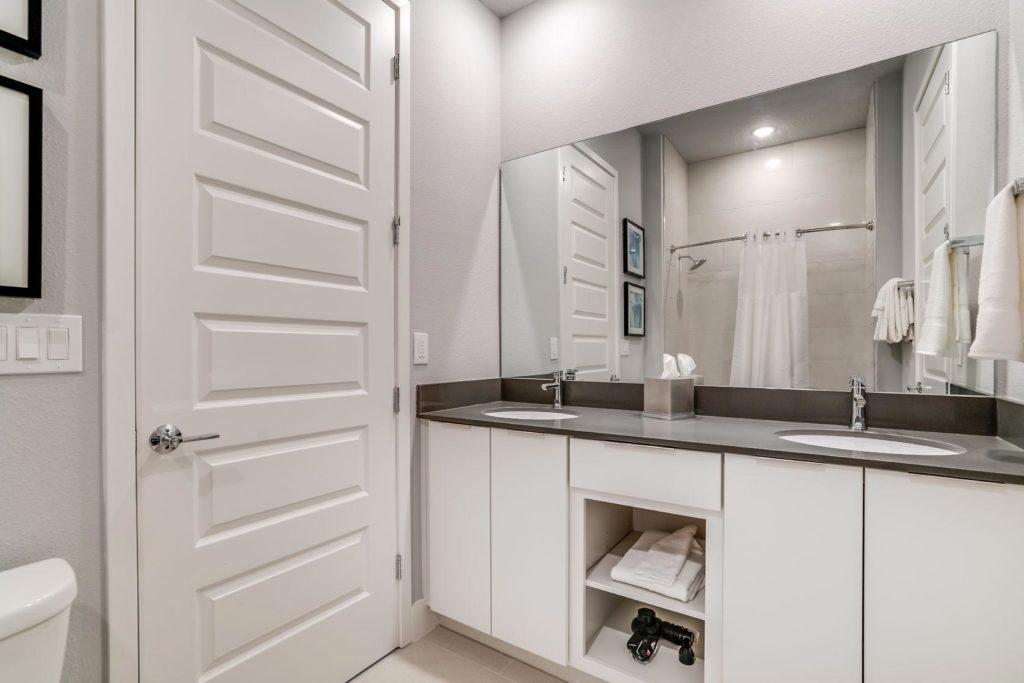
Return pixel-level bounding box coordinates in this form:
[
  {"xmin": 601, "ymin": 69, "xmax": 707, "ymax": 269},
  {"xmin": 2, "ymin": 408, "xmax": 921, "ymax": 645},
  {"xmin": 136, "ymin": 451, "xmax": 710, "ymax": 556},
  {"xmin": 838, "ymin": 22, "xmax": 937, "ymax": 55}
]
[{"xmin": 668, "ymin": 128, "xmax": 874, "ymax": 388}]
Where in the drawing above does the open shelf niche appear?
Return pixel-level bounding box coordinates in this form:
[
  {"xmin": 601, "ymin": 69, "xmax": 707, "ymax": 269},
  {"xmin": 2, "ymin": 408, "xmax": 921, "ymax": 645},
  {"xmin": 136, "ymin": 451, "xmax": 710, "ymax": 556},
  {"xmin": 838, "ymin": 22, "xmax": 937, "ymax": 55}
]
[{"xmin": 570, "ymin": 492, "xmax": 722, "ymax": 683}]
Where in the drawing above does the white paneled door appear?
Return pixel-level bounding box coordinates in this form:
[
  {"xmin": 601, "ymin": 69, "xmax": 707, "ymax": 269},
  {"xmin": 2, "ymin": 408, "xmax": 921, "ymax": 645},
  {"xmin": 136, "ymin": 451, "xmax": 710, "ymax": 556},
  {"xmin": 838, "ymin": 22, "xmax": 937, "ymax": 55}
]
[
  {"xmin": 136, "ymin": 1, "xmax": 399, "ymax": 681},
  {"xmin": 558, "ymin": 143, "xmax": 620, "ymax": 381},
  {"xmin": 912, "ymin": 45, "xmax": 952, "ymax": 394}
]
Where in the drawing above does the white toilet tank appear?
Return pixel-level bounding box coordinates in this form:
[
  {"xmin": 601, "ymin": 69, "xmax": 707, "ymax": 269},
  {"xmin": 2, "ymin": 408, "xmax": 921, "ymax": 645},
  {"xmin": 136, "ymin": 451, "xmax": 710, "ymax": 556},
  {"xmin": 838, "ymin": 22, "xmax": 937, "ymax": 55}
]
[{"xmin": 0, "ymin": 558, "xmax": 77, "ymax": 682}]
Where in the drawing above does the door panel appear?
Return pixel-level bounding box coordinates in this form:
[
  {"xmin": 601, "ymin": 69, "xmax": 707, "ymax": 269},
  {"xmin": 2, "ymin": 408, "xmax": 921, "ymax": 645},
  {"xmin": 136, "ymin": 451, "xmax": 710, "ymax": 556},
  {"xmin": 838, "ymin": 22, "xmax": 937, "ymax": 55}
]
[
  {"xmin": 913, "ymin": 46, "xmax": 952, "ymax": 393},
  {"xmin": 136, "ymin": 1, "xmax": 398, "ymax": 681},
  {"xmin": 558, "ymin": 143, "xmax": 619, "ymax": 381}
]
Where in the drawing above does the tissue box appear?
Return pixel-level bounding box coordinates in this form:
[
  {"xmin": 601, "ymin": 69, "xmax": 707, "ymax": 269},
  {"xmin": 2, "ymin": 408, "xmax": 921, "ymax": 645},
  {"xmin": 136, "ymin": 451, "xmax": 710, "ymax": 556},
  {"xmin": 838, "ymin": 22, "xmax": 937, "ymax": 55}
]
[{"xmin": 643, "ymin": 376, "xmax": 703, "ymax": 420}]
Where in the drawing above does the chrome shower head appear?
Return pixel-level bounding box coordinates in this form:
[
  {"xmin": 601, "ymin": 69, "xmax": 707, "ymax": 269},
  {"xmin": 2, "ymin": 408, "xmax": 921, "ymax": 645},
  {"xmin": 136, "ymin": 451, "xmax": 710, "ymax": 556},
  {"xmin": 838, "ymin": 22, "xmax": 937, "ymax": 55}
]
[{"xmin": 678, "ymin": 255, "xmax": 708, "ymax": 272}]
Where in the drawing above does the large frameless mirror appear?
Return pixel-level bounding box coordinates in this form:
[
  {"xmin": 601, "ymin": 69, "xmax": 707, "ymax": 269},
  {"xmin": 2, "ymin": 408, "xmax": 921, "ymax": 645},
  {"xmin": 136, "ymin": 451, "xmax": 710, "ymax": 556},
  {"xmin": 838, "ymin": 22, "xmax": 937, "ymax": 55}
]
[{"xmin": 500, "ymin": 31, "xmax": 997, "ymax": 396}]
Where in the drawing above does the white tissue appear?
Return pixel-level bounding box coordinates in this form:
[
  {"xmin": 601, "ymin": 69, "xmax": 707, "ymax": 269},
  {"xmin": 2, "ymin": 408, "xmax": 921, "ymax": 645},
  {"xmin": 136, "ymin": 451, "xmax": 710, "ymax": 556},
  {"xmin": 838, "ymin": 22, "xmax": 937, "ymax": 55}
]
[
  {"xmin": 660, "ymin": 354, "xmax": 681, "ymax": 379},
  {"xmin": 676, "ymin": 354, "xmax": 697, "ymax": 375}
]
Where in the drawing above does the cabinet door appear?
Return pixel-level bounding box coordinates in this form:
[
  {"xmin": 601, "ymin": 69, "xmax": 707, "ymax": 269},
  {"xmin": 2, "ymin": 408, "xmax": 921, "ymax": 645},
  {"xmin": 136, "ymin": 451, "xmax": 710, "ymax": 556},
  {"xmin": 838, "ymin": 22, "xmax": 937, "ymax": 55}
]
[
  {"xmin": 723, "ymin": 455, "xmax": 862, "ymax": 683},
  {"xmin": 426, "ymin": 422, "xmax": 491, "ymax": 633},
  {"xmin": 491, "ymin": 429, "xmax": 569, "ymax": 664},
  {"xmin": 865, "ymin": 470, "xmax": 1024, "ymax": 682}
]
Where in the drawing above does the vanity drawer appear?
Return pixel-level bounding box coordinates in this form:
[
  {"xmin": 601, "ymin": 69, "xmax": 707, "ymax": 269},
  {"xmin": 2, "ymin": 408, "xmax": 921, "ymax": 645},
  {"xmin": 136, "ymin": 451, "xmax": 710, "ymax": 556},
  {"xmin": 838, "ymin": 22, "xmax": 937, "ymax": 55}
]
[{"xmin": 570, "ymin": 438, "xmax": 721, "ymax": 510}]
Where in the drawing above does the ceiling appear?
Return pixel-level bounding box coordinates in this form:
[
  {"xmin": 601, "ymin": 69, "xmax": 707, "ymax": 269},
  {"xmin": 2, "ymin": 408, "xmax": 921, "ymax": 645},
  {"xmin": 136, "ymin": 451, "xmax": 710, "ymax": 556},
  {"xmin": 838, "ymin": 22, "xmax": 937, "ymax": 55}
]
[
  {"xmin": 479, "ymin": 0, "xmax": 539, "ymax": 18},
  {"xmin": 639, "ymin": 57, "xmax": 906, "ymax": 163}
]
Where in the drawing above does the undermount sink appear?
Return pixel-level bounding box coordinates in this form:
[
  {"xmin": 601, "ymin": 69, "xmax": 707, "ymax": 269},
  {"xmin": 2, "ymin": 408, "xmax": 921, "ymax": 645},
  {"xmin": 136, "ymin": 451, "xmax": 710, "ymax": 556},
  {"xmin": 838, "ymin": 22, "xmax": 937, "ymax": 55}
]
[
  {"xmin": 776, "ymin": 429, "xmax": 964, "ymax": 456},
  {"xmin": 483, "ymin": 409, "xmax": 578, "ymax": 421}
]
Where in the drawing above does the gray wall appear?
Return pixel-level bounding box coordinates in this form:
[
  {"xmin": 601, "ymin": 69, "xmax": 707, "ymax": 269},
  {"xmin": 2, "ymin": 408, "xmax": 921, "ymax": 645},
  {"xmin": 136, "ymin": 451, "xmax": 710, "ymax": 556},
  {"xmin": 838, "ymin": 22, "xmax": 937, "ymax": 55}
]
[
  {"xmin": 410, "ymin": 0, "xmax": 502, "ymax": 600},
  {"xmin": 0, "ymin": 1, "xmax": 103, "ymax": 681}
]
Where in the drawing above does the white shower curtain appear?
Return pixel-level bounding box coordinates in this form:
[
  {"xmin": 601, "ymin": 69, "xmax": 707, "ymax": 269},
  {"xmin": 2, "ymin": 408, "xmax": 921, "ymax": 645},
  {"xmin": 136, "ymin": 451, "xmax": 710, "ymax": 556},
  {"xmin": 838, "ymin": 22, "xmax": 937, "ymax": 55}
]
[{"xmin": 730, "ymin": 229, "xmax": 810, "ymax": 388}]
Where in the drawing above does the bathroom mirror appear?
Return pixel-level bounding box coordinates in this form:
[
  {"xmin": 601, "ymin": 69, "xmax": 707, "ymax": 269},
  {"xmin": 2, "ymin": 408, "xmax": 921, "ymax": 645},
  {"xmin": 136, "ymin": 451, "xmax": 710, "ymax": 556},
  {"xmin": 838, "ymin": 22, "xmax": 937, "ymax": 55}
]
[{"xmin": 500, "ymin": 31, "xmax": 997, "ymax": 395}]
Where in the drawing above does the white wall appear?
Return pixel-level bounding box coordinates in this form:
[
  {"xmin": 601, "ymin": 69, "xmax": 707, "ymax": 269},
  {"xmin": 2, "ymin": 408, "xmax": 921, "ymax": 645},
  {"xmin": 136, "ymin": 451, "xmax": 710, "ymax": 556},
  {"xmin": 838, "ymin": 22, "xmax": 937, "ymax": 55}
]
[
  {"xmin": 661, "ymin": 137, "xmax": 690, "ymax": 367},
  {"xmin": 683, "ymin": 130, "xmax": 872, "ymax": 388},
  {"xmin": 500, "ymin": 149, "xmax": 560, "ymax": 377},
  {"xmin": 0, "ymin": 2, "xmax": 103, "ymax": 681},
  {"xmin": 1002, "ymin": 0, "xmax": 1024, "ymax": 398},
  {"xmin": 410, "ymin": 0, "xmax": 502, "ymax": 600},
  {"xmin": 500, "ymin": 0, "xmax": 1008, "ymax": 161}
]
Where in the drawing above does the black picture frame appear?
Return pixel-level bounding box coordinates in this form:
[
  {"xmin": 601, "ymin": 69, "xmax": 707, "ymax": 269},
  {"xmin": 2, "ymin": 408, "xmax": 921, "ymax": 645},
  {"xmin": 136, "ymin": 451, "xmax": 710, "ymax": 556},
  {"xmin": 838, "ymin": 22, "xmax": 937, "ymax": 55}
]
[
  {"xmin": 622, "ymin": 218, "xmax": 645, "ymax": 278},
  {"xmin": 0, "ymin": 0, "xmax": 40, "ymax": 59},
  {"xmin": 623, "ymin": 282, "xmax": 646, "ymax": 337},
  {"xmin": 0, "ymin": 73, "xmax": 42, "ymax": 298}
]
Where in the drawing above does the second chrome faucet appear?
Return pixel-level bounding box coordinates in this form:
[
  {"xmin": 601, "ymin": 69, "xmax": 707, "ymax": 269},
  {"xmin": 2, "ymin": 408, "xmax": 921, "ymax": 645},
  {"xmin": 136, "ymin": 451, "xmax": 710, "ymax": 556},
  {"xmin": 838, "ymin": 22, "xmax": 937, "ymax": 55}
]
[{"xmin": 850, "ymin": 376, "xmax": 867, "ymax": 431}]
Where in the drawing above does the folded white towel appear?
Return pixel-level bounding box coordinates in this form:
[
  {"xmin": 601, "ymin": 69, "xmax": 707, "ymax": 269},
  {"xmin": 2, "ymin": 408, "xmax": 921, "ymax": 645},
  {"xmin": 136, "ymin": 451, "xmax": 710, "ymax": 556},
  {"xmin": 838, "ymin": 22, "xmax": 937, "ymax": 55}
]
[
  {"xmin": 633, "ymin": 525, "xmax": 697, "ymax": 586},
  {"xmin": 660, "ymin": 353, "xmax": 681, "ymax": 379},
  {"xmin": 610, "ymin": 532, "xmax": 705, "ymax": 602},
  {"xmin": 916, "ymin": 241, "xmax": 954, "ymax": 356},
  {"xmin": 970, "ymin": 184, "xmax": 1024, "ymax": 361},
  {"xmin": 676, "ymin": 353, "xmax": 697, "ymax": 375}
]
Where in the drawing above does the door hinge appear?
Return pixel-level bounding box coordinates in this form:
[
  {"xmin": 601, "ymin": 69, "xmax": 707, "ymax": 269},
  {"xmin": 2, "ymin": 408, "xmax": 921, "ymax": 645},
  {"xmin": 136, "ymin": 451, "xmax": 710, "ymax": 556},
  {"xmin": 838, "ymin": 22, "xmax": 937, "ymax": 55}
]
[
  {"xmin": 392, "ymin": 215, "xmax": 401, "ymax": 246},
  {"xmin": 392, "ymin": 54, "xmax": 400, "ymax": 81},
  {"xmin": 395, "ymin": 553, "xmax": 403, "ymax": 580},
  {"xmin": 561, "ymin": 166, "xmax": 567, "ymax": 183},
  {"xmin": 943, "ymin": 70, "xmax": 950, "ymax": 94},
  {"xmin": 563, "ymin": 265, "xmax": 567, "ymax": 284},
  {"xmin": 393, "ymin": 387, "xmax": 400, "ymax": 413}
]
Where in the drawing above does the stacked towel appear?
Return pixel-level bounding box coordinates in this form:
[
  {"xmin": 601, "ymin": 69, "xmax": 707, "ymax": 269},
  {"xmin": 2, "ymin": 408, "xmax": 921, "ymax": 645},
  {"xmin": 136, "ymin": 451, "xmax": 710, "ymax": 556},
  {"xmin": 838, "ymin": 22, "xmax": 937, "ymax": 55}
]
[
  {"xmin": 871, "ymin": 278, "xmax": 914, "ymax": 343},
  {"xmin": 970, "ymin": 184, "xmax": 1024, "ymax": 361},
  {"xmin": 633, "ymin": 525, "xmax": 697, "ymax": 585},
  {"xmin": 610, "ymin": 529, "xmax": 706, "ymax": 603}
]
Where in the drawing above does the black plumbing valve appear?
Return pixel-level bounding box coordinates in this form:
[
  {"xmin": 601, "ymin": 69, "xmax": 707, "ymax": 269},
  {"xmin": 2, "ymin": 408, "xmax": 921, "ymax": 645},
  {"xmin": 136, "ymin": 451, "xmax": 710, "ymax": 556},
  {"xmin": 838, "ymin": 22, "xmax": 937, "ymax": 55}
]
[{"xmin": 626, "ymin": 607, "xmax": 697, "ymax": 666}]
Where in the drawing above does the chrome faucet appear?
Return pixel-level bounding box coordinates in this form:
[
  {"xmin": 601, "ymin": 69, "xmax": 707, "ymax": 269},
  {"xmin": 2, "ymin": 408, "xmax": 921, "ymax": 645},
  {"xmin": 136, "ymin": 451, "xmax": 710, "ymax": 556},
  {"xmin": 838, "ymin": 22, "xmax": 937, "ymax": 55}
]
[
  {"xmin": 850, "ymin": 376, "xmax": 867, "ymax": 432},
  {"xmin": 542, "ymin": 371, "xmax": 564, "ymax": 409}
]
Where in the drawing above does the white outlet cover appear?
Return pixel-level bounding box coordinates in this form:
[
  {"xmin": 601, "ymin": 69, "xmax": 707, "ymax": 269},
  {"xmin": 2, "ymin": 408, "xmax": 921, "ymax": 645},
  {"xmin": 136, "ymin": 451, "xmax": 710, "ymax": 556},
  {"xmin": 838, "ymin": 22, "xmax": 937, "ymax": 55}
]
[
  {"xmin": 414, "ymin": 332, "xmax": 429, "ymax": 365},
  {"xmin": 620, "ymin": 339, "xmax": 630, "ymax": 356}
]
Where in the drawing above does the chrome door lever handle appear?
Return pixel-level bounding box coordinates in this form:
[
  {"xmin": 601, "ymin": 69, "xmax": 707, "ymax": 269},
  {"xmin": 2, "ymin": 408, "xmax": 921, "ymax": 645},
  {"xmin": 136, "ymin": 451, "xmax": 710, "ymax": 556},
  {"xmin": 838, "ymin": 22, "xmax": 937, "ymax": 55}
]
[{"xmin": 149, "ymin": 424, "xmax": 220, "ymax": 453}]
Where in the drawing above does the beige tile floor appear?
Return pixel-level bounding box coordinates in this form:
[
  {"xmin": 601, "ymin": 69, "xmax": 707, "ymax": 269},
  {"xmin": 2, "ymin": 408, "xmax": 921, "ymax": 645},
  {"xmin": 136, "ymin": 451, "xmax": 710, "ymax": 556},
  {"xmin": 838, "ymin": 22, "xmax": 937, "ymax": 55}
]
[{"xmin": 352, "ymin": 627, "xmax": 564, "ymax": 683}]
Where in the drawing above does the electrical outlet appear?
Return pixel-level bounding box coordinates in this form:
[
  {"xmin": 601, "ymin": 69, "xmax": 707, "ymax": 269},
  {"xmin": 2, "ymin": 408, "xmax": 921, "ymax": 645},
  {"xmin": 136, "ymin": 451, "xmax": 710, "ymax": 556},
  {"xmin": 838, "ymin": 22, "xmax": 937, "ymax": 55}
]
[
  {"xmin": 413, "ymin": 332, "xmax": 428, "ymax": 365},
  {"xmin": 549, "ymin": 337, "xmax": 559, "ymax": 360}
]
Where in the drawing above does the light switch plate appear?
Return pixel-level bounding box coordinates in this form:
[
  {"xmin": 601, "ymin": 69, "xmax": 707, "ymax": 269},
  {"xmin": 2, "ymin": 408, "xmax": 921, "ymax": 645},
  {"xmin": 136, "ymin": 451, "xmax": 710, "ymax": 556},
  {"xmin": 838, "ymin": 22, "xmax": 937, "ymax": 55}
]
[
  {"xmin": 620, "ymin": 339, "xmax": 631, "ymax": 357},
  {"xmin": 549, "ymin": 337, "xmax": 559, "ymax": 360},
  {"xmin": 413, "ymin": 332, "xmax": 429, "ymax": 365},
  {"xmin": 0, "ymin": 314, "xmax": 83, "ymax": 374}
]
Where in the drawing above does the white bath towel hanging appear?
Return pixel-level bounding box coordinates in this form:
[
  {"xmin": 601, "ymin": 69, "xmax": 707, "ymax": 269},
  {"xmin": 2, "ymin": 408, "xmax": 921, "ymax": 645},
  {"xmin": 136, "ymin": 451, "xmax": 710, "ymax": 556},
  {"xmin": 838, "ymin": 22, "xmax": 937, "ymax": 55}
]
[
  {"xmin": 871, "ymin": 278, "xmax": 913, "ymax": 343},
  {"xmin": 916, "ymin": 241, "xmax": 954, "ymax": 357},
  {"xmin": 969, "ymin": 184, "xmax": 1024, "ymax": 361},
  {"xmin": 953, "ymin": 250, "xmax": 972, "ymax": 345}
]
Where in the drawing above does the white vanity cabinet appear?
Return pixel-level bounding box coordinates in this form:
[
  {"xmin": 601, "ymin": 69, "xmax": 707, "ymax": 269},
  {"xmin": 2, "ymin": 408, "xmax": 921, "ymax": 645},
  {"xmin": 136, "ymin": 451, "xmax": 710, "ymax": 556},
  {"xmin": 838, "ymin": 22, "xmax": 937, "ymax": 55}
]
[
  {"xmin": 426, "ymin": 422, "xmax": 569, "ymax": 664},
  {"xmin": 722, "ymin": 455, "xmax": 863, "ymax": 683},
  {"xmin": 426, "ymin": 422, "xmax": 491, "ymax": 633},
  {"xmin": 491, "ymin": 429, "xmax": 569, "ymax": 664},
  {"xmin": 864, "ymin": 470, "xmax": 1024, "ymax": 682}
]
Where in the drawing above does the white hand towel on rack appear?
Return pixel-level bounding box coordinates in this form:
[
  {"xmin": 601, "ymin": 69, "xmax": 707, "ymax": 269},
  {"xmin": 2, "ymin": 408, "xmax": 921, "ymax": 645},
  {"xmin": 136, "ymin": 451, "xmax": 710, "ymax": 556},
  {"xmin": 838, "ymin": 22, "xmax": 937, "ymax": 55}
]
[
  {"xmin": 632, "ymin": 524, "xmax": 697, "ymax": 586},
  {"xmin": 970, "ymin": 184, "xmax": 1024, "ymax": 361},
  {"xmin": 916, "ymin": 241, "xmax": 954, "ymax": 357},
  {"xmin": 953, "ymin": 249, "xmax": 972, "ymax": 345}
]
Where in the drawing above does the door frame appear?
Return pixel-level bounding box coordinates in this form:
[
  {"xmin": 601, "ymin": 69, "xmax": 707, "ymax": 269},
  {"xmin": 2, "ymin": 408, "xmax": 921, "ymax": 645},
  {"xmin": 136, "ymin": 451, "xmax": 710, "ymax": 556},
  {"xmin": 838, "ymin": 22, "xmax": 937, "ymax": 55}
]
[{"xmin": 100, "ymin": 2, "xmax": 413, "ymax": 680}]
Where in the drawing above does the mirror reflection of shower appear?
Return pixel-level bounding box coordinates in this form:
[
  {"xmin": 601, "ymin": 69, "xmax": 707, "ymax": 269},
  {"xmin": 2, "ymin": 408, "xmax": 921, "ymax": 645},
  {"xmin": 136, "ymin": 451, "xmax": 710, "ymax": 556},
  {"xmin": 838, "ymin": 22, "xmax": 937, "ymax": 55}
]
[{"xmin": 679, "ymin": 254, "xmax": 708, "ymax": 272}]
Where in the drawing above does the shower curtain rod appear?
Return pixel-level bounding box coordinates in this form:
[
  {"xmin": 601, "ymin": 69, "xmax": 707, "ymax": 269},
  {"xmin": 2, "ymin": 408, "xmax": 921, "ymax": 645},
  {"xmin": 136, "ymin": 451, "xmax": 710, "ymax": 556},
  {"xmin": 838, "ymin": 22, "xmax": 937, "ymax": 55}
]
[{"xmin": 668, "ymin": 220, "xmax": 874, "ymax": 253}]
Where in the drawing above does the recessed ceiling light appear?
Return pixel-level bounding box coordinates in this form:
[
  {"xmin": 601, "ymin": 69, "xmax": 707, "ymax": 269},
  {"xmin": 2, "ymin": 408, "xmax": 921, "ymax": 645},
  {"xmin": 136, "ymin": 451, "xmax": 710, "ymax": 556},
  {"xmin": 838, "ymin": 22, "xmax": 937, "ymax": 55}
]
[
  {"xmin": 752, "ymin": 126, "xmax": 775, "ymax": 139},
  {"xmin": 765, "ymin": 158, "xmax": 782, "ymax": 169}
]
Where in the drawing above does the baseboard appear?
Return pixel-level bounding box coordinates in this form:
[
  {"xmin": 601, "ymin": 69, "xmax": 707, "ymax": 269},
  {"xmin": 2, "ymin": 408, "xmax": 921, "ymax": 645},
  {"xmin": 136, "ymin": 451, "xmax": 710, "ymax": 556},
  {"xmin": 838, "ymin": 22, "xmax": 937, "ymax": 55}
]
[{"xmin": 412, "ymin": 599, "xmax": 439, "ymax": 642}]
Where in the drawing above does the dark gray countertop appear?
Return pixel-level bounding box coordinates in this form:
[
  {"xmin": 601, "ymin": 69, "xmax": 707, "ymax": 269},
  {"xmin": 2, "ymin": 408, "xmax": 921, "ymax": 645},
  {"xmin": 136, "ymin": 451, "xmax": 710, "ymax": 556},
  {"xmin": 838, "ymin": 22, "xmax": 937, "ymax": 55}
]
[{"xmin": 419, "ymin": 401, "xmax": 1024, "ymax": 485}]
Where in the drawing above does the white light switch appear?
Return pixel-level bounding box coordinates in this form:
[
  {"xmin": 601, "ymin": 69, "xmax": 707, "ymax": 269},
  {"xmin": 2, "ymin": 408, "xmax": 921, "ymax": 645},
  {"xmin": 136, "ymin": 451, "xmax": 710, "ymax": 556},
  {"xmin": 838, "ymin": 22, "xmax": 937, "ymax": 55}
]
[
  {"xmin": 414, "ymin": 332, "xmax": 429, "ymax": 365},
  {"xmin": 48, "ymin": 328, "xmax": 70, "ymax": 360},
  {"xmin": 0, "ymin": 314, "xmax": 83, "ymax": 374},
  {"xmin": 549, "ymin": 337, "xmax": 559, "ymax": 360},
  {"xmin": 16, "ymin": 327, "xmax": 39, "ymax": 359},
  {"xmin": 620, "ymin": 339, "xmax": 631, "ymax": 357}
]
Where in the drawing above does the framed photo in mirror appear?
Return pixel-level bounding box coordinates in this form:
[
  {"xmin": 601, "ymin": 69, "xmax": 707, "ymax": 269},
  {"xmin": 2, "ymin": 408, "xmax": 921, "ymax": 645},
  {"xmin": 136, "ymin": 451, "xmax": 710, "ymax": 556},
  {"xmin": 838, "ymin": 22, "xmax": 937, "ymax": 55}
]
[
  {"xmin": 624, "ymin": 282, "xmax": 645, "ymax": 337},
  {"xmin": 623, "ymin": 218, "xmax": 645, "ymax": 278},
  {"xmin": 0, "ymin": 0, "xmax": 40, "ymax": 59},
  {"xmin": 0, "ymin": 73, "xmax": 41, "ymax": 298}
]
